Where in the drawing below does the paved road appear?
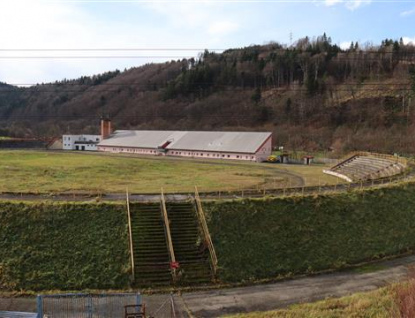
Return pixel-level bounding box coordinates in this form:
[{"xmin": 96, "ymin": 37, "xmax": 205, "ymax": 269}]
[
  {"xmin": 1, "ymin": 255, "xmax": 414, "ymax": 317},
  {"xmin": 181, "ymin": 256, "xmax": 413, "ymax": 317}
]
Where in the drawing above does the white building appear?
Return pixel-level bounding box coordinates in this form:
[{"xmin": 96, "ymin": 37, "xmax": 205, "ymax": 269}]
[
  {"xmin": 97, "ymin": 129, "xmax": 272, "ymax": 162},
  {"xmin": 62, "ymin": 135, "xmax": 102, "ymax": 151}
]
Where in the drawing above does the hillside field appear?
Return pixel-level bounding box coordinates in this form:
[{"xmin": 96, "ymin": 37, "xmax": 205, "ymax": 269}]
[
  {"xmin": 2, "ymin": 181, "xmax": 415, "ymax": 291},
  {"xmin": 0, "ymin": 150, "xmax": 338, "ymax": 194}
]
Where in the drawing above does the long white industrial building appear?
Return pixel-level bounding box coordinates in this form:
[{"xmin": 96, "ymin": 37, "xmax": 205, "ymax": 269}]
[{"xmin": 97, "ymin": 120, "xmax": 272, "ymax": 162}]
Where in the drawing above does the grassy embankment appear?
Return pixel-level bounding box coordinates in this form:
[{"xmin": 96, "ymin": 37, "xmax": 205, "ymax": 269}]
[
  {"xmin": 0, "ymin": 201, "xmax": 129, "ymax": 291},
  {"xmin": 0, "ymin": 150, "xmax": 337, "ymax": 194},
  {"xmin": 205, "ymin": 181, "xmax": 415, "ymax": 282},
  {"xmin": 3, "ymin": 181, "xmax": 415, "ymax": 292}
]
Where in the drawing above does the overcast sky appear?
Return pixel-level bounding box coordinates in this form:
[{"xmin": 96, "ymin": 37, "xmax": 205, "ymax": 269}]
[{"xmin": 1, "ymin": 0, "xmax": 415, "ymax": 85}]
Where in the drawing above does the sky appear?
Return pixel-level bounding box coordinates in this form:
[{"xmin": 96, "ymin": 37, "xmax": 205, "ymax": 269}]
[{"xmin": 0, "ymin": 0, "xmax": 415, "ymax": 85}]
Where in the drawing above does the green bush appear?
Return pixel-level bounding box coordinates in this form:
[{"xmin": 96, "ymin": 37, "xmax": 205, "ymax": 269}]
[
  {"xmin": 205, "ymin": 183, "xmax": 415, "ymax": 282},
  {"xmin": 0, "ymin": 202, "xmax": 129, "ymax": 291}
]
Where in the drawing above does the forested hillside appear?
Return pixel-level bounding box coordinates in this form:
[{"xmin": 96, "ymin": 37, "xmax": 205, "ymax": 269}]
[{"xmin": 1, "ymin": 34, "xmax": 415, "ymax": 154}]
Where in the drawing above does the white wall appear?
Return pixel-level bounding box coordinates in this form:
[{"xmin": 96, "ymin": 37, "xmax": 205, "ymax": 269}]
[
  {"xmin": 98, "ymin": 146, "xmax": 258, "ymax": 161},
  {"xmin": 167, "ymin": 149, "xmax": 257, "ymax": 161},
  {"xmin": 63, "ymin": 135, "xmax": 101, "ymax": 151},
  {"xmin": 255, "ymin": 137, "xmax": 272, "ymax": 162}
]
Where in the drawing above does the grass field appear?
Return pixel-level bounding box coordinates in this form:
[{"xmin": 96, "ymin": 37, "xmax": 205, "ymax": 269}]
[{"xmin": 0, "ymin": 150, "xmax": 338, "ymax": 194}]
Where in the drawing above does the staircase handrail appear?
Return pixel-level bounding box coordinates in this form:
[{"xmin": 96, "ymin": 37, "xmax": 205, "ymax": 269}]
[
  {"xmin": 194, "ymin": 186, "xmax": 218, "ymax": 276},
  {"xmin": 160, "ymin": 188, "xmax": 177, "ymax": 280},
  {"xmin": 126, "ymin": 188, "xmax": 135, "ymax": 282}
]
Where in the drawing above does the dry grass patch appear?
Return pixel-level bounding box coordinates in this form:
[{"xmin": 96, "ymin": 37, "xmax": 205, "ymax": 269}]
[
  {"xmin": 223, "ymin": 286, "xmax": 398, "ymax": 318},
  {"xmin": 0, "ymin": 150, "xmax": 320, "ymax": 194}
]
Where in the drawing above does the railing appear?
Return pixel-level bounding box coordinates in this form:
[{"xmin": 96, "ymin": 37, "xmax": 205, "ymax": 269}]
[
  {"xmin": 160, "ymin": 188, "xmax": 177, "ymax": 281},
  {"xmin": 126, "ymin": 188, "xmax": 135, "ymax": 282},
  {"xmin": 194, "ymin": 186, "xmax": 218, "ymax": 277},
  {"xmin": 195, "ymin": 169, "xmax": 411, "ymax": 200},
  {"xmin": 36, "ymin": 293, "xmax": 141, "ymax": 318}
]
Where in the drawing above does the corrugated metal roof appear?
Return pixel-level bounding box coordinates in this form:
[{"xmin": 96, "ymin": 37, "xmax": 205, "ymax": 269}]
[{"xmin": 98, "ymin": 130, "xmax": 272, "ymax": 154}]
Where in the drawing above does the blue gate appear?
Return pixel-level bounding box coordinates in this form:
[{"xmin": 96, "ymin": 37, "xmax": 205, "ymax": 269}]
[{"xmin": 36, "ymin": 293, "xmax": 141, "ymax": 318}]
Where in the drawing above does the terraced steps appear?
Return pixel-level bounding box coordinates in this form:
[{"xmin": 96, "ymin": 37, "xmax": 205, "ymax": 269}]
[
  {"xmin": 129, "ymin": 200, "xmax": 214, "ymax": 287},
  {"xmin": 166, "ymin": 202, "xmax": 213, "ymax": 285},
  {"xmin": 130, "ymin": 203, "xmax": 172, "ymax": 286},
  {"xmin": 329, "ymin": 154, "xmax": 406, "ymax": 182}
]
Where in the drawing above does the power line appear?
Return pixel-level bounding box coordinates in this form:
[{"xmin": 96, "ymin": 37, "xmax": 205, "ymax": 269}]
[
  {"xmin": 0, "ymin": 56, "xmax": 414, "ymax": 62},
  {"xmin": 0, "ymin": 49, "xmax": 224, "ymax": 52},
  {"xmin": 0, "ymin": 83, "xmax": 413, "ymax": 93},
  {"xmin": 0, "ymin": 84, "xmax": 412, "ymax": 95},
  {"xmin": 2, "ymin": 82, "xmax": 412, "ymax": 86},
  {"xmin": 0, "ymin": 56, "xmax": 195, "ymax": 59},
  {"xmin": 0, "ymin": 89, "xmax": 412, "ymax": 94},
  {"xmin": 0, "ymin": 48, "xmax": 414, "ymax": 55},
  {"xmin": 0, "ymin": 48, "xmax": 414, "ymax": 54},
  {"xmin": 16, "ymin": 0, "xmax": 415, "ymax": 3}
]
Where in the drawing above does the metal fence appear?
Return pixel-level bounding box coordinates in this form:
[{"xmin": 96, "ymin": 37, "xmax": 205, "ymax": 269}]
[
  {"xmin": 197, "ymin": 171, "xmax": 412, "ymax": 200},
  {"xmin": 36, "ymin": 293, "xmax": 141, "ymax": 318}
]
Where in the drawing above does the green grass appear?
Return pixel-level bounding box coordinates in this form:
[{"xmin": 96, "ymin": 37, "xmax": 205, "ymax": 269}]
[
  {"xmin": 223, "ymin": 285, "xmax": 398, "ymax": 317},
  {"xmin": 275, "ymin": 164, "xmax": 339, "ymax": 186},
  {"xmin": 0, "ymin": 201, "xmax": 129, "ymax": 291},
  {"xmin": 205, "ymin": 181, "xmax": 415, "ymax": 283},
  {"xmin": 2, "ymin": 182, "xmax": 415, "ymax": 291},
  {"xmin": 352, "ymin": 264, "xmax": 388, "ymax": 274},
  {"xmin": 0, "ymin": 150, "xmax": 338, "ymax": 194}
]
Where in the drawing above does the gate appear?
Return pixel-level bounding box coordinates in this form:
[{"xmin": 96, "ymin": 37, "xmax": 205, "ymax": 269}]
[{"xmin": 36, "ymin": 293, "xmax": 141, "ymax": 318}]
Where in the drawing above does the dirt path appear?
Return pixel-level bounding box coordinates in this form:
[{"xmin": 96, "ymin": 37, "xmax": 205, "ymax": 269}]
[{"xmin": 1, "ymin": 255, "xmax": 414, "ymax": 317}]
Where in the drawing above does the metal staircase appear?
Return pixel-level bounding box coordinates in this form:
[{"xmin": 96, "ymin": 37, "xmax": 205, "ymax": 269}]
[
  {"xmin": 127, "ymin": 189, "xmax": 217, "ymax": 287},
  {"xmin": 167, "ymin": 202, "xmax": 212, "ymax": 285},
  {"xmin": 130, "ymin": 203, "xmax": 172, "ymax": 286}
]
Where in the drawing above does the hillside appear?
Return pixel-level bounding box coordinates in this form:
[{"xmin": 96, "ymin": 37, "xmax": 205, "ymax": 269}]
[
  {"xmin": 3, "ymin": 181, "xmax": 415, "ymax": 291},
  {"xmin": 1, "ymin": 35, "xmax": 415, "ymax": 154}
]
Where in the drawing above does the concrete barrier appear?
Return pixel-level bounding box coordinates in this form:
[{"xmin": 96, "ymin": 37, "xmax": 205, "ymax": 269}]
[{"xmin": 323, "ymin": 169, "xmax": 353, "ymax": 183}]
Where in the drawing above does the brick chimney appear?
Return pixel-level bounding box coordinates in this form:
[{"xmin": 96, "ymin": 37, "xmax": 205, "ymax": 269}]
[{"xmin": 101, "ymin": 118, "xmax": 112, "ymax": 139}]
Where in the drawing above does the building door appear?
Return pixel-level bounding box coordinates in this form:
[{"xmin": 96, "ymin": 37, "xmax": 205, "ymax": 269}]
[
  {"xmin": 75, "ymin": 146, "xmax": 79, "ymax": 150},
  {"xmin": 82, "ymin": 146, "xmax": 85, "ymax": 151}
]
